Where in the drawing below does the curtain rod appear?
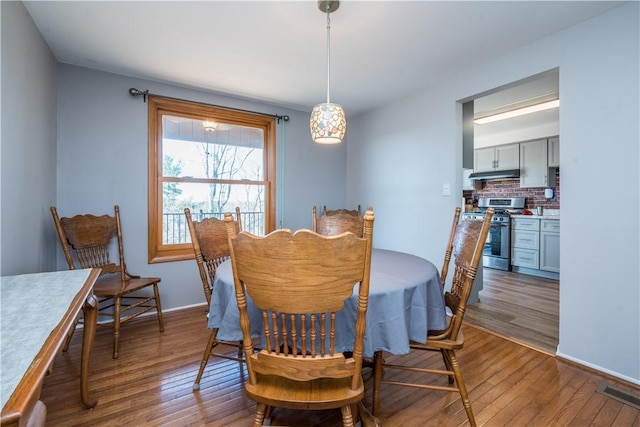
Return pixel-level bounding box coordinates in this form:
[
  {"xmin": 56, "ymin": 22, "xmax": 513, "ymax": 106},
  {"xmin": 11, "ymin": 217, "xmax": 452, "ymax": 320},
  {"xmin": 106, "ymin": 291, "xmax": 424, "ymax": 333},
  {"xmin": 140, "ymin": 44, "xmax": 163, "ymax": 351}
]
[{"xmin": 128, "ymin": 88, "xmax": 290, "ymax": 123}]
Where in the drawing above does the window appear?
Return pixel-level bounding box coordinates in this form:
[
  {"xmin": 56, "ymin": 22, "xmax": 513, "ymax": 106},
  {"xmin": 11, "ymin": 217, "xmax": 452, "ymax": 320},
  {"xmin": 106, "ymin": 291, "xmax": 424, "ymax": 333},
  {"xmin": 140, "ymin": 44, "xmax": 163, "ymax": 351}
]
[{"xmin": 148, "ymin": 96, "xmax": 276, "ymax": 263}]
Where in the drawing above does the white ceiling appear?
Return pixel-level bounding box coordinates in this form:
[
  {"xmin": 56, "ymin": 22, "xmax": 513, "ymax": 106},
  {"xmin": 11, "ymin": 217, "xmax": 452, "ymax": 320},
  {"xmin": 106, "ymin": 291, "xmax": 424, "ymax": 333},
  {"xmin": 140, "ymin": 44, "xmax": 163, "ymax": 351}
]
[{"xmin": 24, "ymin": 1, "xmax": 624, "ymax": 117}]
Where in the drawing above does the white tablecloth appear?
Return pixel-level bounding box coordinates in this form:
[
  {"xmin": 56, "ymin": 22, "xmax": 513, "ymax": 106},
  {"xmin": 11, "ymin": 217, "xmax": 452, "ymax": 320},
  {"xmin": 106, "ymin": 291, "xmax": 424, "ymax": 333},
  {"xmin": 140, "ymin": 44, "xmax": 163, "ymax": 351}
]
[{"xmin": 208, "ymin": 248, "xmax": 446, "ymax": 358}]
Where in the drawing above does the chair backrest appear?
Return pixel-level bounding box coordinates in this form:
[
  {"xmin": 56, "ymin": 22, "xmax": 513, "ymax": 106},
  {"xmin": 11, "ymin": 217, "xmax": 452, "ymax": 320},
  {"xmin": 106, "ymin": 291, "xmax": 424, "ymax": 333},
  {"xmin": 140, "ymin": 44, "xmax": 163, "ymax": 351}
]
[
  {"xmin": 50, "ymin": 205, "xmax": 126, "ymax": 280},
  {"xmin": 436, "ymin": 208, "xmax": 493, "ymax": 342},
  {"xmin": 185, "ymin": 207, "xmax": 242, "ymax": 306},
  {"xmin": 312, "ymin": 205, "xmax": 364, "ymax": 237},
  {"xmin": 440, "ymin": 207, "xmax": 462, "ymax": 286},
  {"xmin": 225, "ymin": 208, "xmax": 375, "ymax": 391}
]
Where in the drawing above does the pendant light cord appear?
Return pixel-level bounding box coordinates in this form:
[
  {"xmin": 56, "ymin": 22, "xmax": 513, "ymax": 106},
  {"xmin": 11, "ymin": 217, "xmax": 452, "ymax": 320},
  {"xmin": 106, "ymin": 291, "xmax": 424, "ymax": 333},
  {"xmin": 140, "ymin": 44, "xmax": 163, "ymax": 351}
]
[{"xmin": 325, "ymin": 6, "xmax": 331, "ymax": 104}]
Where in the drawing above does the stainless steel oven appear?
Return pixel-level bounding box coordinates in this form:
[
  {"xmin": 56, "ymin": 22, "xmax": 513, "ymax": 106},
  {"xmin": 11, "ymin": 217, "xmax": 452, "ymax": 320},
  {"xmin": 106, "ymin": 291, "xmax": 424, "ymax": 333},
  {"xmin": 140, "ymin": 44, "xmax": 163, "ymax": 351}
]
[
  {"xmin": 484, "ymin": 215, "xmax": 511, "ymax": 270},
  {"xmin": 462, "ymin": 197, "xmax": 524, "ymax": 271}
]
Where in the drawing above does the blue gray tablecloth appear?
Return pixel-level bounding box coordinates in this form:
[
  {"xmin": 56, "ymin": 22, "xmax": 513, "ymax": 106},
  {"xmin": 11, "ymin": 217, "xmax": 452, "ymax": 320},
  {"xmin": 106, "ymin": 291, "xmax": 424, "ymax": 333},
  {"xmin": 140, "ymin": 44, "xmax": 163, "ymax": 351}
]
[{"xmin": 208, "ymin": 248, "xmax": 446, "ymax": 358}]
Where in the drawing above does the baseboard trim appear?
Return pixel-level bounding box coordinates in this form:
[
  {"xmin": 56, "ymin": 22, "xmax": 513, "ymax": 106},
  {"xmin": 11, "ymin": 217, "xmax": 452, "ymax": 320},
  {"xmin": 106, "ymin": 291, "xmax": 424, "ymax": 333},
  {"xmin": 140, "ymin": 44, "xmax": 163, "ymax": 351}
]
[
  {"xmin": 464, "ymin": 321, "xmax": 557, "ymax": 357},
  {"xmin": 556, "ymin": 351, "xmax": 640, "ymax": 388}
]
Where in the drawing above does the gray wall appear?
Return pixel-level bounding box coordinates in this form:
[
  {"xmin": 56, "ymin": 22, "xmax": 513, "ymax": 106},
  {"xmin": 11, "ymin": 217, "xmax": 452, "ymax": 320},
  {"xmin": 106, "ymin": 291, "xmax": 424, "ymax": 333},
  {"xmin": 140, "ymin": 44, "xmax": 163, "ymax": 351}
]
[
  {"xmin": 1, "ymin": 2, "xmax": 347, "ymax": 309},
  {"xmin": 54, "ymin": 65, "xmax": 347, "ymax": 311},
  {"xmin": 347, "ymin": 3, "xmax": 639, "ymax": 383},
  {"xmin": 1, "ymin": 1, "xmax": 58, "ymax": 276}
]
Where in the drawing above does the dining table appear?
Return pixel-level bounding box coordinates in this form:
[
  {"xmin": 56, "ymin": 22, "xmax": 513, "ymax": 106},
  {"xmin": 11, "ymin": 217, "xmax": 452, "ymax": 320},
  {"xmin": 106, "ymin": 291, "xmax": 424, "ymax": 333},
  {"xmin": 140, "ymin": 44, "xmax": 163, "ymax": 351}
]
[
  {"xmin": 208, "ymin": 248, "xmax": 447, "ymax": 358},
  {"xmin": 1, "ymin": 268, "xmax": 100, "ymax": 427}
]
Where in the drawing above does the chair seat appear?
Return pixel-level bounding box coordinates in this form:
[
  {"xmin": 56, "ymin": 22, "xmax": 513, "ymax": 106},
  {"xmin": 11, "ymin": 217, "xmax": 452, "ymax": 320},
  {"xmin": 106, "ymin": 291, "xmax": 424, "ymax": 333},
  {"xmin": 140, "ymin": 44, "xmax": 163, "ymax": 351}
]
[
  {"xmin": 245, "ymin": 374, "xmax": 364, "ymax": 410},
  {"xmin": 93, "ymin": 276, "xmax": 161, "ymax": 296},
  {"xmin": 411, "ymin": 328, "xmax": 465, "ymax": 351}
]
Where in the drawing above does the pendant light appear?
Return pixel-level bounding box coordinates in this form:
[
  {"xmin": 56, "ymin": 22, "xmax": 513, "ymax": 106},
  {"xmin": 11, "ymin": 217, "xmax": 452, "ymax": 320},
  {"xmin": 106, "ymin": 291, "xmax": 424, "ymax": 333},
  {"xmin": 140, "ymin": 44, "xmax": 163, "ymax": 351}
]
[{"xmin": 310, "ymin": 0, "xmax": 346, "ymax": 144}]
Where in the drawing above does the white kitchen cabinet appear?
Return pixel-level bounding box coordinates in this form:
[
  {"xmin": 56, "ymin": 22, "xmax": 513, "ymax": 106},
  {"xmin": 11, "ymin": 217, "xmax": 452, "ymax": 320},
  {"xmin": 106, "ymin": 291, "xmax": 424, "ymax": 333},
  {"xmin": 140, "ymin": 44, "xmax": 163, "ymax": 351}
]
[
  {"xmin": 540, "ymin": 219, "xmax": 560, "ymax": 272},
  {"xmin": 511, "ymin": 217, "xmax": 540, "ymax": 269},
  {"xmin": 512, "ymin": 248, "xmax": 539, "ymax": 269},
  {"xmin": 474, "ymin": 143, "xmax": 519, "ymax": 172},
  {"xmin": 548, "ymin": 136, "xmax": 560, "ymax": 168},
  {"xmin": 513, "ymin": 230, "xmax": 539, "ymax": 250},
  {"xmin": 519, "ymin": 138, "xmax": 548, "ymax": 188},
  {"xmin": 512, "ymin": 217, "xmax": 539, "ymax": 232},
  {"xmin": 462, "ymin": 168, "xmax": 481, "ymax": 190},
  {"xmin": 511, "ymin": 216, "xmax": 559, "ymax": 278}
]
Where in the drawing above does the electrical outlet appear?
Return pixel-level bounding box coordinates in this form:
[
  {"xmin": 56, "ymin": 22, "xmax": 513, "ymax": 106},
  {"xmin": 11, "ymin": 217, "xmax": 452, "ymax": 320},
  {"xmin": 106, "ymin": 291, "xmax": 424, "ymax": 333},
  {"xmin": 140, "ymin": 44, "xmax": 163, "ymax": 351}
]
[{"xmin": 442, "ymin": 182, "xmax": 451, "ymax": 196}]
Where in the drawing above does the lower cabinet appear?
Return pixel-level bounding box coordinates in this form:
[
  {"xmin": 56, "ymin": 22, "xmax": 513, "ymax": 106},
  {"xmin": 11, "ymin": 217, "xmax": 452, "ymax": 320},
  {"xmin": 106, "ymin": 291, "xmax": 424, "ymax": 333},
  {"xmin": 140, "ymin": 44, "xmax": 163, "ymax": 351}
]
[
  {"xmin": 540, "ymin": 220, "xmax": 560, "ymax": 272},
  {"xmin": 512, "ymin": 218, "xmax": 539, "ymax": 269},
  {"xmin": 511, "ymin": 217, "xmax": 559, "ymax": 279}
]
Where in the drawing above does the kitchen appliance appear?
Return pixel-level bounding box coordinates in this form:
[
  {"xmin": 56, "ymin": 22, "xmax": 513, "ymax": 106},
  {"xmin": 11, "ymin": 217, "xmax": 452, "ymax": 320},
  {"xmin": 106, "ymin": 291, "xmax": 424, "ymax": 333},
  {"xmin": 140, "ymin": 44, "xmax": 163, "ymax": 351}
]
[{"xmin": 462, "ymin": 197, "xmax": 525, "ymax": 271}]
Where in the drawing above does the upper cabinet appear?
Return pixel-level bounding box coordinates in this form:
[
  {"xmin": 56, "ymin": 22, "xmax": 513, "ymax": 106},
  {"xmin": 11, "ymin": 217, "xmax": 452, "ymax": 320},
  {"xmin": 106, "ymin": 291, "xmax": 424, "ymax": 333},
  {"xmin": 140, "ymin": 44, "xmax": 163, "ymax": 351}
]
[
  {"xmin": 548, "ymin": 136, "xmax": 560, "ymax": 167},
  {"xmin": 474, "ymin": 143, "xmax": 520, "ymax": 172},
  {"xmin": 462, "ymin": 168, "xmax": 482, "ymax": 190},
  {"xmin": 519, "ymin": 138, "xmax": 549, "ymax": 188}
]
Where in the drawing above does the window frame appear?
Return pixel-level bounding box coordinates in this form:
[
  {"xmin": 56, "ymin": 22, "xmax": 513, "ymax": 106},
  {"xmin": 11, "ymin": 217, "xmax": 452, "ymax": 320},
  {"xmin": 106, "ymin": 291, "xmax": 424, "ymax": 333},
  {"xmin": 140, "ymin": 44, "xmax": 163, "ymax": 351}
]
[{"xmin": 147, "ymin": 96, "xmax": 276, "ymax": 263}]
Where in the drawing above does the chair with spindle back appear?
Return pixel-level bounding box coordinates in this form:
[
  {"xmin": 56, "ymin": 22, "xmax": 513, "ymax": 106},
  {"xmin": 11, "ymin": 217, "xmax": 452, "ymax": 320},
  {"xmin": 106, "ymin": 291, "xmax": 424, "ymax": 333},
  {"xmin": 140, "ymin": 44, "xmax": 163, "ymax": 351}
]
[
  {"xmin": 312, "ymin": 204, "xmax": 364, "ymax": 237},
  {"xmin": 371, "ymin": 207, "xmax": 494, "ymax": 427},
  {"xmin": 185, "ymin": 207, "xmax": 242, "ymax": 307},
  {"xmin": 440, "ymin": 207, "xmax": 463, "ymax": 287},
  {"xmin": 184, "ymin": 207, "xmax": 244, "ymax": 390},
  {"xmin": 225, "ymin": 208, "xmax": 375, "ymax": 426},
  {"xmin": 50, "ymin": 205, "xmax": 164, "ymax": 359}
]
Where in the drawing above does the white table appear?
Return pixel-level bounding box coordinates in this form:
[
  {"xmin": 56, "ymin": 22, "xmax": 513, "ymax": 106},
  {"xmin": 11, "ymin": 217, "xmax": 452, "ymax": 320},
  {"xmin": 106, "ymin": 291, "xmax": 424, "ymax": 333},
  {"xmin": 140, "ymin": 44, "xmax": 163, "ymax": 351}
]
[
  {"xmin": 209, "ymin": 248, "xmax": 446, "ymax": 358},
  {"xmin": 1, "ymin": 268, "xmax": 100, "ymax": 427}
]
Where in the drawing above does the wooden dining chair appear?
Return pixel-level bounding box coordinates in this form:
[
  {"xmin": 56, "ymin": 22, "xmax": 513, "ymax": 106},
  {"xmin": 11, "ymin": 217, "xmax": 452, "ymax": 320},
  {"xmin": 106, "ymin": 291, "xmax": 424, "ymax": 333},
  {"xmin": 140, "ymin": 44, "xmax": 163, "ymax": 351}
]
[
  {"xmin": 225, "ymin": 208, "xmax": 375, "ymax": 426},
  {"xmin": 371, "ymin": 207, "xmax": 494, "ymax": 427},
  {"xmin": 440, "ymin": 207, "xmax": 463, "ymax": 285},
  {"xmin": 185, "ymin": 207, "xmax": 245, "ymax": 390},
  {"xmin": 185, "ymin": 207, "xmax": 242, "ymax": 307},
  {"xmin": 312, "ymin": 204, "xmax": 364, "ymax": 237},
  {"xmin": 50, "ymin": 205, "xmax": 164, "ymax": 359}
]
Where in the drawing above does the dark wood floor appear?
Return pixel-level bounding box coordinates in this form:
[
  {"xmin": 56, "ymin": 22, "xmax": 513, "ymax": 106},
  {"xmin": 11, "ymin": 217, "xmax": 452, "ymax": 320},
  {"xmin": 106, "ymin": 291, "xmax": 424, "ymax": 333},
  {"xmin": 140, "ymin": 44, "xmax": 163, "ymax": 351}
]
[
  {"xmin": 40, "ymin": 305, "xmax": 640, "ymax": 426},
  {"xmin": 466, "ymin": 268, "xmax": 559, "ymax": 354}
]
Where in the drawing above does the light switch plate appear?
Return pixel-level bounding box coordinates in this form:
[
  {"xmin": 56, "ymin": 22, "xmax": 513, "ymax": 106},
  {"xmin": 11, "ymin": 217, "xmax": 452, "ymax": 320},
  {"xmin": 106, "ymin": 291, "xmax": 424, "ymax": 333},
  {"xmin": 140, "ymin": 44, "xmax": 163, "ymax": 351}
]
[{"xmin": 442, "ymin": 182, "xmax": 451, "ymax": 196}]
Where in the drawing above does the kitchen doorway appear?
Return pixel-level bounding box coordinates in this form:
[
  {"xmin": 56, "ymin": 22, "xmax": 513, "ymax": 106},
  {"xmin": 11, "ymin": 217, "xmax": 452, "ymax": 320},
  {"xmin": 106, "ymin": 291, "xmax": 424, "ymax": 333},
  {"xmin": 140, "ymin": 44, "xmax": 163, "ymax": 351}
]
[{"xmin": 460, "ymin": 70, "xmax": 560, "ymax": 354}]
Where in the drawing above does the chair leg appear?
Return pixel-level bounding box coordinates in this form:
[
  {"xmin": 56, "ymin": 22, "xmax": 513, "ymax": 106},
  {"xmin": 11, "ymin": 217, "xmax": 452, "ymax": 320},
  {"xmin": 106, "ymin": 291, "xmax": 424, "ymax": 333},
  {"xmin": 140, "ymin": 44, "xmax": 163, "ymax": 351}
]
[
  {"xmin": 192, "ymin": 328, "xmax": 219, "ymax": 390},
  {"xmin": 371, "ymin": 350, "xmax": 384, "ymax": 416},
  {"xmin": 252, "ymin": 403, "xmax": 268, "ymax": 426},
  {"xmin": 264, "ymin": 406, "xmax": 273, "ymax": 425},
  {"xmin": 447, "ymin": 349, "xmax": 476, "ymax": 427},
  {"xmin": 340, "ymin": 404, "xmax": 355, "ymax": 427},
  {"xmin": 441, "ymin": 349, "xmax": 454, "ymax": 384},
  {"xmin": 153, "ymin": 283, "xmax": 164, "ymax": 332},
  {"xmin": 113, "ymin": 295, "xmax": 122, "ymax": 359},
  {"xmin": 358, "ymin": 401, "xmax": 382, "ymax": 427}
]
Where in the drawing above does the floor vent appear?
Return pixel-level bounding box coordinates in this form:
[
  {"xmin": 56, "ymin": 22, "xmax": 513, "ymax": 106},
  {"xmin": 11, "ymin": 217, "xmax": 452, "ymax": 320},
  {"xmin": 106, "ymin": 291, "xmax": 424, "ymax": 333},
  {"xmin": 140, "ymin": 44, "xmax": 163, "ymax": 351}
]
[{"xmin": 596, "ymin": 382, "xmax": 640, "ymax": 409}]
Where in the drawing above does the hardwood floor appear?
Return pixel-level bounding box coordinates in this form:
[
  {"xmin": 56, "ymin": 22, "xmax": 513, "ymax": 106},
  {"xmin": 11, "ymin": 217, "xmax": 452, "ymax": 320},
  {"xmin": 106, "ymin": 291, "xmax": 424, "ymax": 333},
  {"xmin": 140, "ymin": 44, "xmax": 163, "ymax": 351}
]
[
  {"xmin": 465, "ymin": 268, "xmax": 559, "ymax": 354},
  {"xmin": 40, "ymin": 306, "xmax": 640, "ymax": 426}
]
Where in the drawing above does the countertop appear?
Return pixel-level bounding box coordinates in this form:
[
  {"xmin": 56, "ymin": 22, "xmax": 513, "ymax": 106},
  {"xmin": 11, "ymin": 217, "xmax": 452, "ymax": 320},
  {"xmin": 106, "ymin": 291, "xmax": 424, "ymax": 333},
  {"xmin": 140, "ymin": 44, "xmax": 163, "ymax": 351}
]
[
  {"xmin": 463, "ymin": 208, "xmax": 560, "ymax": 220},
  {"xmin": 510, "ymin": 214, "xmax": 560, "ymax": 220}
]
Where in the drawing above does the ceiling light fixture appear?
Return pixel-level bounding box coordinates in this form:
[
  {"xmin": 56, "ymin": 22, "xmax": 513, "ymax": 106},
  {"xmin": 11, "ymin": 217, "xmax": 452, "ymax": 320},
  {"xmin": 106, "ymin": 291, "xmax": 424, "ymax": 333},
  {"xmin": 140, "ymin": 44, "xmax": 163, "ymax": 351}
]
[
  {"xmin": 474, "ymin": 99, "xmax": 560, "ymax": 125},
  {"xmin": 310, "ymin": 0, "xmax": 346, "ymax": 144},
  {"xmin": 202, "ymin": 120, "xmax": 218, "ymax": 132}
]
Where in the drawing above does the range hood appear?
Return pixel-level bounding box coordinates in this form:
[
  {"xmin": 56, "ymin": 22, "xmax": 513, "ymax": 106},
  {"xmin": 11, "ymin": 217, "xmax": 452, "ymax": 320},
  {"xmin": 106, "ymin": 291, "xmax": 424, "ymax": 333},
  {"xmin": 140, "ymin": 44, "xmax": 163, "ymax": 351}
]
[{"xmin": 468, "ymin": 169, "xmax": 520, "ymax": 181}]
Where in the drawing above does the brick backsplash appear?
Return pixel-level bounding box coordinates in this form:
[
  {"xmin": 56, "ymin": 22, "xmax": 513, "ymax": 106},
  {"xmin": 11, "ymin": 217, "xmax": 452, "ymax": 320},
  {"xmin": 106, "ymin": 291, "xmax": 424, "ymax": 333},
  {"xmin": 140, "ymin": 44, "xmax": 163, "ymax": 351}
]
[{"xmin": 463, "ymin": 170, "xmax": 560, "ymax": 209}]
